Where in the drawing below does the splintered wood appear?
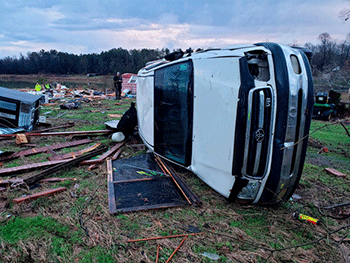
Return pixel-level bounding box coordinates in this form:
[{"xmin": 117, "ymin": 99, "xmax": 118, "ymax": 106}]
[
  {"xmin": 12, "ymin": 187, "xmax": 67, "ymax": 204},
  {"xmin": 324, "ymin": 168, "xmax": 347, "ymax": 178}
]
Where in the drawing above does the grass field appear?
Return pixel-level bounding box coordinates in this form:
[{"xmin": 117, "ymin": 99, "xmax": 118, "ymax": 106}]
[{"xmin": 0, "ymin": 97, "xmax": 349, "ymax": 262}]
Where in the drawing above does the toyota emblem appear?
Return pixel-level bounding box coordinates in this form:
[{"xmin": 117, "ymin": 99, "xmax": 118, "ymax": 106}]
[{"xmin": 255, "ymin": 129, "xmax": 265, "ymax": 142}]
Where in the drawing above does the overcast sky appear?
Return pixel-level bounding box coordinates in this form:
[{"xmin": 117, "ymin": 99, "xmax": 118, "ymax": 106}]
[{"xmin": 0, "ymin": 0, "xmax": 350, "ymax": 58}]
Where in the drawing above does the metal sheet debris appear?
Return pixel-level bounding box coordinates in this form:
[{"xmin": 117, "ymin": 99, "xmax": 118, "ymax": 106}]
[
  {"xmin": 0, "ymin": 127, "xmax": 26, "ymax": 135},
  {"xmin": 104, "ymin": 120, "xmax": 120, "ymax": 129},
  {"xmin": 0, "ymin": 86, "xmax": 41, "ymax": 131},
  {"xmin": 107, "ymin": 153, "xmax": 189, "ymax": 214}
]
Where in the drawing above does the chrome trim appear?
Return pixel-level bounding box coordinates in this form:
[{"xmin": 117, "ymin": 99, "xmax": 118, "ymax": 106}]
[
  {"xmin": 253, "ymin": 142, "xmax": 262, "ymax": 175},
  {"xmin": 276, "ymin": 46, "xmax": 310, "ymax": 198},
  {"xmin": 253, "ymin": 91, "xmax": 265, "ymax": 175},
  {"xmin": 241, "ymin": 86, "xmax": 275, "ymax": 180},
  {"xmin": 258, "ymin": 91, "xmax": 265, "ymax": 128}
]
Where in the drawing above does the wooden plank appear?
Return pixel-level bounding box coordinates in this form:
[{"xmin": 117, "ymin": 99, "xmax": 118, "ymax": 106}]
[
  {"xmin": 0, "ymin": 160, "xmax": 68, "ymax": 177},
  {"xmin": 165, "ymin": 236, "xmax": 187, "ymax": 263},
  {"xmin": 13, "ymin": 187, "xmax": 67, "ymax": 204},
  {"xmin": 0, "ymin": 129, "xmax": 113, "ymax": 138},
  {"xmin": 88, "ymin": 164, "xmax": 98, "ymax": 170},
  {"xmin": 48, "ymin": 143, "xmax": 101, "ymax": 161},
  {"xmin": 108, "ymin": 114, "xmax": 122, "ymax": 118},
  {"xmin": 112, "ymin": 149, "xmax": 122, "ymax": 160},
  {"xmin": 325, "ymin": 168, "xmax": 347, "ymax": 178},
  {"xmin": 0, "ymin": 179, "xmax": 24, "ymax": 187},
  {"xmin": 13, "ymin": 138, "xmax": 92, "ymax": 158},
  {"xmin": 24, "ymin": 147, "xmax": 107, "ymax": 186},
  {"xmin": 157, "ymin": 156, "xmax": 202, "ymax": 206},
  {"xmin": 34, "ymin": 122, "xmax": 74, "ymax": 133},
  {"xmin": 107, "ymin": 159, "xmax": 116, "ymax": 214},
  {"xmin": 81, "ymin": 142, "xmax": 124, "ymax": 165},
  {"xmin": 40, "ymin": 177, "xmax": 75, "ymax": 183},
  {"xmin": 155, "ymin": 155, "xmax": 191, "ymax": 205}
]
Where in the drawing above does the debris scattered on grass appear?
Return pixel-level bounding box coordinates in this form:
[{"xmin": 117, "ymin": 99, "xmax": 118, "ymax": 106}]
[
  {"xmin": 23, "ymin": 146, "xmax": 107, "ymax": 186},
  {"xmin": 81, "ymin": 142, "xmax": 124, "ymax": 165},
  {"xmin": 324, "ymin": 168, "xmax": 347, "ymax": 178},
  {"xmin": 201, "ymin": 252, "xmax": 220, "ymax": 261},
  {"xmin": 15, "ymin": 134, "xmax": 30, "ymax": 145},
  {"xmin": 293, "ymin": 212, "xmax": 320, "ymax": 225},
  {"xmin": 12, "ymin": 187, "xmax": 67, "ymax": 204},
  {"xmin": 317, "ymin": 146, "xmax": 329, "ymax": 154},
  {"xmin": 165, "ymin": 235, "xmax": 187, "ymax": 263},
  {"xmin": 39, "ymin": 177, "xmax": 76, "ymax": 183},
  {"xmin": 126, "ymin": 232, "xmax": 204, "ymax": 243}
]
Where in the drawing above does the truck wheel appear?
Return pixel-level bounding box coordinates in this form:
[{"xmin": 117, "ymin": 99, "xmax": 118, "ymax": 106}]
[{"xmin": 322, "ymin": 110, "xmax": 332, "ymax": 121}]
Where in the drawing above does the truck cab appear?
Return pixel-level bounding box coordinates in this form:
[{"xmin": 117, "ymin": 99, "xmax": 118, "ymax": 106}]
[{"xmin": 137, "ymin": 43, "xmax": 314, "ymax": 204}]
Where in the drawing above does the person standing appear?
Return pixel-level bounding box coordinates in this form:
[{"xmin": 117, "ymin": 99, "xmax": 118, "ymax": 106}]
[{"xmin": 113, "ymin": 72, "xmax": 122, "ymax": 100}]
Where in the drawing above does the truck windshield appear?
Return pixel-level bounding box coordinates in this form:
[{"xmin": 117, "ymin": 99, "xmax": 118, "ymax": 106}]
[{"xmin": 154, "ymin": 60, "xmax": 194, "ymax": 165}]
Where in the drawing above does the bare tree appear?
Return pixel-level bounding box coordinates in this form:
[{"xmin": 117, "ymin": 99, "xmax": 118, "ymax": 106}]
[{"xmin": 313, "ymin": 33, "xmax": 336, "ymax": 72}]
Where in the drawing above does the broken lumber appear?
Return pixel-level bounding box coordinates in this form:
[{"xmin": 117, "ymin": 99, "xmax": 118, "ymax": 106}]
[
  {"xmin": 108, "ymin": 114, "xmax": 122, "ymax": 118},
  {"xmin": 0, "ymin": 179, "xmax": 24, "ymax": 187},
  {"xmin": 156, "ymin": 245, "xmax": 160, "ymax": 263},
  {"xmin": 155, "ymin": 155, "xmax": 192, "ymax": 205},
  {"xmin": 325, "ymin": 168, "xmax": 347, "ymax": 178},
  {"xmin": 0, "ymin": 160, "xmax": 67, "ymax": 177},
  {"xmin": 112, "ymin": 148, "xmax": 122, "ymax": 160},
  {"xmin": 165, "ymin": 236, "xmax": 187, "ymax": 263},
  {"xmin": 88, "ymin": 164, "xmax": 98, "ymax": 170},
  {"xmin": 24, "ymin": 146, "xmax": 107, "ymax": 186},
  {"xmin": 13, "ymin": 139, "xmax": 93, "ymax": 158},
  {"xmin": 48, "ymin": 143, "xmax": 101, "ymax": 161},
  {"xmin": 156, "ymin": 156, "xmax": 202, "ymax": 206},
  {"xmin": 34, "ymin": 122, "xmax": 74, "ymax": 133},
  {"xmin": 80, "ymin": 142, "xmax": 124, "ymax": 165},
  {"xmin": 13, "ymin": 187, "xmax": 67, "ymax": 204},
  {"xmin": 39, "ymin": 177, "xmax": 76, "ymax": 183},
  {"xmin": 126, "ymin": 233, "xmax": 204, "ymax": 242},
  {"xmin": 0, "ymin": 129, "xmax": 113, "ymax": 138}
]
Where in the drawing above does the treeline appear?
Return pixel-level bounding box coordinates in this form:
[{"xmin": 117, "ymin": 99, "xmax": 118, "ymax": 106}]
[
  {"xmin": 0, "ymin": 47, "xmax": 170, "ymax": 75},
  {"xmin": 304, "ymin": 33, "xmax": 350, "ymax": 73},
  {"xmin": 1, "ymin": 33, "xmax": 350, "ymax": 82}
]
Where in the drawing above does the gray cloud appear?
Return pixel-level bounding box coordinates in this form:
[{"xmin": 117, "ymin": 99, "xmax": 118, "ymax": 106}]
[{"xmin": 0, "ymin": 0, "xmax": 349, "ymax": 58}]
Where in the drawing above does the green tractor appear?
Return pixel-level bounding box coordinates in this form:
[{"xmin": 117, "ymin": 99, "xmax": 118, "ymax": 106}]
[{"xmin": 313, "ymin": 90, "xmax": 341, "ymax": 121}]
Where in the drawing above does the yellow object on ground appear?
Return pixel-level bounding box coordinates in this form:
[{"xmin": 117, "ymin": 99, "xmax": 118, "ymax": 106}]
[{"xmin": 35, "ymin": 83, "xmax": 41, "ymax": 91}]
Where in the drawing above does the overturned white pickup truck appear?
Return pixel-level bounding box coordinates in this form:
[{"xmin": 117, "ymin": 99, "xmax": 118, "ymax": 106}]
[{"xmin": 137, "ymin": 43, "xmax": 314, "ymax": 204}]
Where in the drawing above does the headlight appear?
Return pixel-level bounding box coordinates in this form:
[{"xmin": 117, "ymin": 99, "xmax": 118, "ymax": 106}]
[{"xmin": 237, "ymin": 181, "xmax": 260, "ymax": 200}]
